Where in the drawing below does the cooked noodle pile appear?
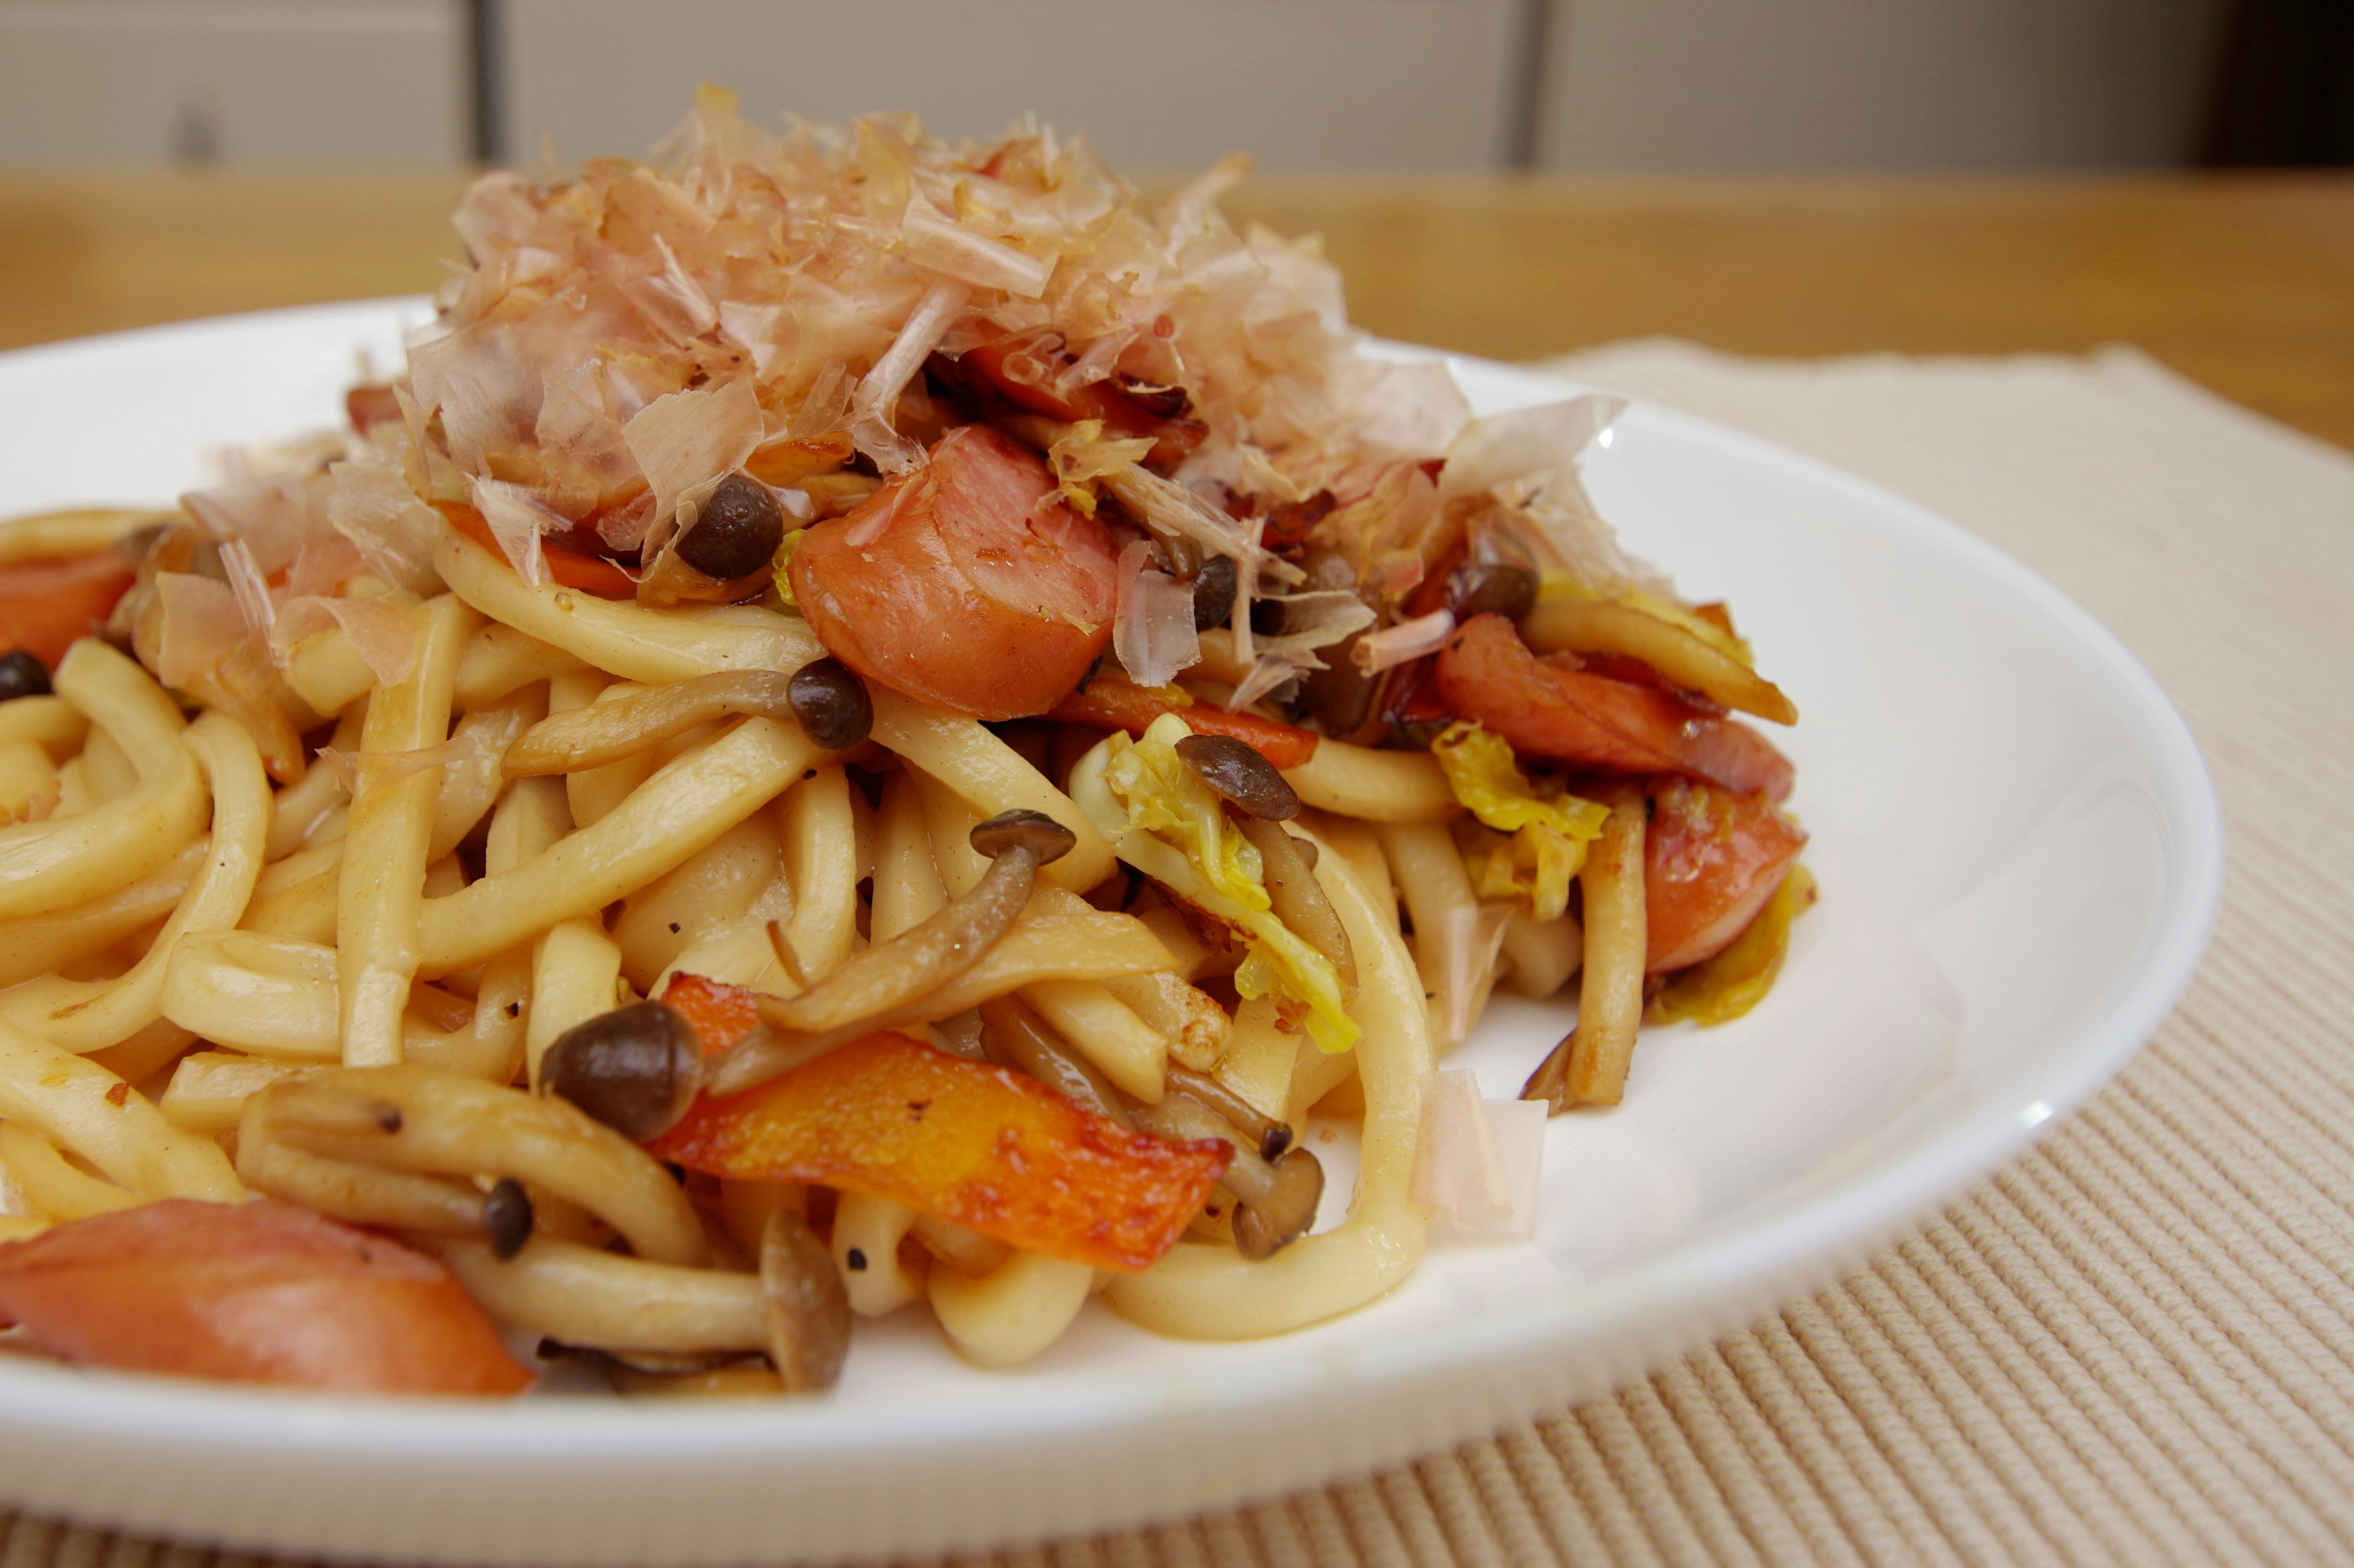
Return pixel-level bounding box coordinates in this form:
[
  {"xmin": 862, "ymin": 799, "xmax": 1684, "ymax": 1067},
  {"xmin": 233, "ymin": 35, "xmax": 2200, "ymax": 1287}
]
[{"xmin": 0, "ymin": 92, "xmax": 1809, "ymax": 1396}]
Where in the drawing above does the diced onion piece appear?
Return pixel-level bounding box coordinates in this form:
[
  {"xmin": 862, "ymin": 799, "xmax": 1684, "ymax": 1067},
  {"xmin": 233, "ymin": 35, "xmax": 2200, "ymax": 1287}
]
[
  {"xmin": 1112, "ymin": 541, "xmax": 1200, "ymax": 690},
  {"xmin": 152, "ymin": 573, "xmax": 249, "ymax": 689},
  {"xmin": 1409, "ymin": 1068, "xmax": 1545, "ymax": 1239}
]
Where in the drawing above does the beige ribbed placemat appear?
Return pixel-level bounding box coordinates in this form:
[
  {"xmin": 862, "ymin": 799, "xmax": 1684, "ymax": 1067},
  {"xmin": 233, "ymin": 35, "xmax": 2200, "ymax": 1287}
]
[{"xmin": 8, "ymin": 339, "xmax": 2351, "ymax": 1567}]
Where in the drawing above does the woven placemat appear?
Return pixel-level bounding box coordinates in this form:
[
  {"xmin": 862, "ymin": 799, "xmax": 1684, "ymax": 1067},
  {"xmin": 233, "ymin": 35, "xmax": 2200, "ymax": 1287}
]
[{"xmin": 7, "ymin": 340, "xmax": 2348, "ymax": 1567}]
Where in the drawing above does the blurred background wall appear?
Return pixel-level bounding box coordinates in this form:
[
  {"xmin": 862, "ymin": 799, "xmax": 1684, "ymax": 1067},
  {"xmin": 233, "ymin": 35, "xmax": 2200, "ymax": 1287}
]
[{"xmin": 0, "ymin": 0, "xmax": 2341, "ymax": 172}]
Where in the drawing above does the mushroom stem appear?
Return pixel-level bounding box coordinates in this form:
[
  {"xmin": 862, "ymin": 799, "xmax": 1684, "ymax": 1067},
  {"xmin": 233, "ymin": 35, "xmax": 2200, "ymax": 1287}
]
[
  {"xmin": 704, "ymin": 1018, "xmax": 855, "ymax": 1100},
  {"xmin": 977, "ymin": 995, "xmax": 1130, "ymax": 1125},
  {"xmin": 710, "ymin": 809, "xmax": 1076, "ymax": 1097},
  {"xmin": 1236, "ymin": 816, "xmax": 1356, "ymax": 994},
  {"xmin": 756, "ymin": 843, "xmax": 1039, "ymax": 1035},
  {"xmin": 1132, "ymin": 1095, "xmax": 1278, "ymax": 1203},
  {"xmin": 1130, "ymin": 1094, "xmax": 1325, "ymax": 1261},
  {"xmin": 502, "ymin": 671, "xmax": 798, "ymax": 777},
  {"xmin": 760, "ymin": 1208, "xmax": 850, "ymax": 1395},
  {"xmin": 263, "ymin": 1085, "xmax": 404, "ymax": 1138},
  {"xmin": 1165, "ymin": 1065, "xmax": 1292, "ymax": 1162}
]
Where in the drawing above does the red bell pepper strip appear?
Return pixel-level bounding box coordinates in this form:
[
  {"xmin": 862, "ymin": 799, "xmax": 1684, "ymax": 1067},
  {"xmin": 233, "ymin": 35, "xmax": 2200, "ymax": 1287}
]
[{"xmin": 1051, "ymin": 674, "xmax": 1320, "ymax": 771}]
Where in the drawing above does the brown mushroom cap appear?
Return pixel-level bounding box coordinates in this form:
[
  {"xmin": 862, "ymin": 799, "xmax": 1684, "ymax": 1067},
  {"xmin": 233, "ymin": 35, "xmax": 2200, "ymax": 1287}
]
[
  {"xmin": 1175, "ymin": 733, "xmax": 1300, "ymax": 821},
  {"xmin": 761, "ymin": 1208, "xmax": 851, "ymax": 1394},
  {"xmin": 1190, "ymin": 554, "xmax": 1238, "ymax": 631},
  {"xmin": 969, "ymin": 807, "xmax": 1076, "ymax": 865},
  {"xmin": 481, "ymin": 1177, "xmax": 535, "ymax": 1260},
  {"xmin": 786, "ymin": 657, "xmax": 873, "ymax": 751},
  {"xmin": 1449, "ymin": 560, "xmax": 1540, "ymax": 622},
  {"xmin": 540, "ymin": 1001, "xmax": 706, "ymax": 1143},
  {"xmin": 677, "ymin": 472, "xmax": 786, "ymax": 582},
  {"xmin": 1233, "ymin": 1147, "xmax": 1326, "ymax": 1261}
]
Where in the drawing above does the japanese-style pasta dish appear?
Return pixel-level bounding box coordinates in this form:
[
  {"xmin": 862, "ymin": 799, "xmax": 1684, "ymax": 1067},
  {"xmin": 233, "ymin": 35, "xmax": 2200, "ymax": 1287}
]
[{"xmin": 0, "ymin": 92, "xmax": 1811, "ymax": 1397}]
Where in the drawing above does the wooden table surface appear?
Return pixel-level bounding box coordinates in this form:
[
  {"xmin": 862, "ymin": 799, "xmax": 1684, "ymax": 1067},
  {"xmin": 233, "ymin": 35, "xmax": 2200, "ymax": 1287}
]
[{"xmin": 3, "ymin": 170, "xmax": 2350, "ymax": 451}]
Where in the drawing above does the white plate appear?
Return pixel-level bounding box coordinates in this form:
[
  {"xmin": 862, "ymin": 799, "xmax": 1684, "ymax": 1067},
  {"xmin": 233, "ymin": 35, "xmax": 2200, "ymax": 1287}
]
[{"xmin": 0, "ymin": 302, "xmax": 2222, "ymax": 1566}]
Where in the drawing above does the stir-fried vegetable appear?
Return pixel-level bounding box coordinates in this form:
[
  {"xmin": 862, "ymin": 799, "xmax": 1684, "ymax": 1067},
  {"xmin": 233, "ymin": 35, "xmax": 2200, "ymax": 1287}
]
[
  {"xmin": 1076, "ymin": 714, "xmax": 1358, "ymax": 1054},
  {"xmin": 1430, "ymin": 720, "xmax": 1608, "ymax": 923},
  {"xmin": 1649, "ymin": 864, "xmax": 1817, "ymax": 1027},
  {"xmin": 649, "ymin": 1016, "xmax": 1228, "ymax": 1273},
  {"xmin": 1050, "ymin": 671, "xmax": 1319, "ymax": 770},
  {"xmin": 0, "ymin": 1198, "xmax": 531, "ymax": 1393},
  {"xmin": 661, "ymin": 970, "xmax": 763, "ymax": 1055}
]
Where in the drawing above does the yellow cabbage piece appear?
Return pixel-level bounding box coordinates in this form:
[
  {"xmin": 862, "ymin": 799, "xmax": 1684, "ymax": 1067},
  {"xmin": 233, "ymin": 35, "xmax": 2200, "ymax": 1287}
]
[
  {"xmin": 1046, "ymin": 420, "xmax": 1157, "ymax": 518},
  {"xmin": 1647, "ymin": 863, "xmax": 1816, "ymax": 1027},
  {"xmin": 1100, "ymin": 714, "xmax": 1360, "ymax": 1054},
  {"xmin": 1431, "ymin": 721, "xmax": 1608, "ymax": 923},
  {"xmin": 768, "ymin": 527, "xmax": 807, "ymax": 611}
]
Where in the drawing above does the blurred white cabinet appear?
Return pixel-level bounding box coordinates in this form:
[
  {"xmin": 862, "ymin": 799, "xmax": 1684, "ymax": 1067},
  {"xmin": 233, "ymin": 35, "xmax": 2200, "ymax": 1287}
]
[
  {"xmin": 0, "ymin": 0, "xmax": 468, "ymax": 166},
  {"xmin": 1536, "ymin": 0, "xmax": 2232, "ymax": 170},
  {"xmin": 0, "ymin": 0, "xmax": 2242, "ymax": 174},
  {"xmin": 495, "ymin": 0, "xmax": 1526, "ymax": 172}
]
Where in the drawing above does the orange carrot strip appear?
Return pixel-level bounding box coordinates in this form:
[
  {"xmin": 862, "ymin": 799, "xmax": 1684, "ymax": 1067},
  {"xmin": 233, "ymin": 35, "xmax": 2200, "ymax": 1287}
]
[
  {"xmin": 1051, "ymin": 676, "xmax": 1319, "ymax": 770},
  {"xmin": 435, "ymin": 501, "xmax": 637, "ymax": 599},
  {"xmin": 649, "ymin": 1024, "xmax": 1227, "ymax": 1274},
  {"xmin": 663, "ymin": 971, "xmax": 761, "ymax": 1056}
]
